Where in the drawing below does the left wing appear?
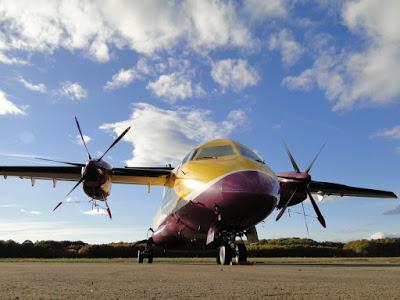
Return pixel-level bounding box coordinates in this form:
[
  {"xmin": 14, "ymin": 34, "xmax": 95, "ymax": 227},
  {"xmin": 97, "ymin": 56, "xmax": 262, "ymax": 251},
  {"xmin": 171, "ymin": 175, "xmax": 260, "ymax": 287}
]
[{"xmin": 307, "ymin": 180, "xmax": 397, "ymax": 199}]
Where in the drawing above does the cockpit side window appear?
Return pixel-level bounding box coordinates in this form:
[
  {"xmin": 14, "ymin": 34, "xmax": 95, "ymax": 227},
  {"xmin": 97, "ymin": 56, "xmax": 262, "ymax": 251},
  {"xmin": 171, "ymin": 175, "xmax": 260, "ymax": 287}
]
[
  {"xmin": 181, "ymin": 148, "xmax": 199, "ymax": 164},
  {"xmin": 237, "ymin": 143, "xmax": 264, "ymax": 163},
  {"xmin": 196, "ymin": 145, "xmax": 234, "ymax": 160}
]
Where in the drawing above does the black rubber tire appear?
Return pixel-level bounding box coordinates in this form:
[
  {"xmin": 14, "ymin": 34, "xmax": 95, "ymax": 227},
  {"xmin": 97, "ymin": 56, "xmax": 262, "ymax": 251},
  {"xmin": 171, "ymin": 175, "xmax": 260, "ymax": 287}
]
[
  {"xmin": 147, "ymin": 251, "xmax": 153, "ymax": 264},
  {"xmin": 216, "ymin": 253, "xmax": 221, "ymax": 265},
  {"xmin": 137, "ymin": 250, "xmax": 144, "ymax": 263},
  {"xmin": 236, "ymin": 243, "xmax": 247, "ymax": 264},
  {"xmin": 219, "ymin": 245, "xmax": 232, "ymax": 265}
]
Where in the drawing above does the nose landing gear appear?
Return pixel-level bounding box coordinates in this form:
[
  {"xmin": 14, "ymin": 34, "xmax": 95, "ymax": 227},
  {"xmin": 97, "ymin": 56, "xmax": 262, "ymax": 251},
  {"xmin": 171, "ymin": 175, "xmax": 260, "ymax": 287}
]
[
  {"xmin": 217, "ymin": 240, "xmax": 247, "ymax": 265},
  {"xmin": 137, "ymin": 239, "xmax": 154, "ymax": 264}
]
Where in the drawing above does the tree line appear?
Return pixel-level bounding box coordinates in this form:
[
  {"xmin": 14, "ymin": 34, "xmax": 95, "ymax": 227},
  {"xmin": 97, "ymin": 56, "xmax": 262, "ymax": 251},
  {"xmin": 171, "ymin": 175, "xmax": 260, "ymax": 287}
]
[{"xmin": 0, "ymin": 238, "xmax": 399, "ymax": 258}]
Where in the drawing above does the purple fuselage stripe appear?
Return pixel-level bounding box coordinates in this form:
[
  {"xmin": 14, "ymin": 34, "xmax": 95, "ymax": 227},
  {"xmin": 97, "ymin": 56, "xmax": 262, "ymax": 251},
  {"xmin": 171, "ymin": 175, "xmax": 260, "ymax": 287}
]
[{"xmin": 151, "ymin": 170, "xmax": 279, "ymax": 248}]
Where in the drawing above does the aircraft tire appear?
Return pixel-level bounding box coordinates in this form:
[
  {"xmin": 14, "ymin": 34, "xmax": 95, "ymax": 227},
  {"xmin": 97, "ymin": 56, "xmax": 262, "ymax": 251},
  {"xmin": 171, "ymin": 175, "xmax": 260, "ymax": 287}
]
[
  {"xmin": 236, "ymin": 243, "xmax": 247, "ymax": 264},
  {"xmin": 137, "ymin": 250, "xmax": 144, "ymax": 263},
  {"xmin": 218, "ymin": 244, "xmax": 233, "ymax": 265},
  {"xmin": 147, "ymin": 250, "xmax": 153, "ymax": 264}
]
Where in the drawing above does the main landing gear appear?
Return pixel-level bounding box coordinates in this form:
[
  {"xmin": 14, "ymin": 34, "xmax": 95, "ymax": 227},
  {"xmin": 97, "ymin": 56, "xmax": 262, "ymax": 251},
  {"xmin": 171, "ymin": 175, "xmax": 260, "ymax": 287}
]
[
  {"xmin": 217, "ymin": 242, "xmax": 247, "ymax": 265},
  {"xmin": 137, "ymin": 240, "xmax": 154, "ymax": 264}
]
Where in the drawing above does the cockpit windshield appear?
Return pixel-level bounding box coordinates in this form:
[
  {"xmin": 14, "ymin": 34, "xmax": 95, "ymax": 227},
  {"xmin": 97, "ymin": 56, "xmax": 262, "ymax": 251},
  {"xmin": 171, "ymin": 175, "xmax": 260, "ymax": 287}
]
[
  {"xmin": 237, "ymin": 143, "xmax": 264, "ymax": 163},
  {"xmin": 196, "ymin": 145, "xmax": 234, "ymax": 160}
]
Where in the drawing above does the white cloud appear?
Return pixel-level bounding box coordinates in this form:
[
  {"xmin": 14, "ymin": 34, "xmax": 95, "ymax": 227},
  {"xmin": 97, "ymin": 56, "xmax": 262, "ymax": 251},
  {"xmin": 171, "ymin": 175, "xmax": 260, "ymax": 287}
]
[
  {"xmin": 244, "ymin": 0, "xmax": 287, "ymax": 20},
  {"xmin": 81, "ymin": 209, "xmax": 107, "ymax": 216},
  {"xmin": 75, "ymin": 134, "xmax": 92, "ymax": 145},
  {"xmin": 0, "ymin": 90, "xmax": 26, "ymax": 115},
  {"xmin": 104, "ymin": 68, "xmax": 137, "ymax": 90},
  {"xmin": 0, "ymin": 1, "xmax": 254, "ymax": 64},
  {"xmin": 20, "ymin": 208, "xmax": 42, "ymax": 215},
  {"xmin": 100, "ymin": 102, "xmax": 246, "ymax": 166},
  {"xmin": 268, "ymin": 29, "xmax": 303, "ymax": 67},
  {"xmin": 147, "ymin": 73, "xmax": 205, "ymax": 103},
  {"xmin": 372, "ymin": 125, "xmax": 400, "ymax": 140},
  {"xmin": 370, "ymin": 232, "xmax": 400, "ymax": 240},
  {"xmin": 60, "ymin": 81, "xmax": 87, "ymax": 100},
  {"xmin": 211, "ymin": 58, "xmax": 259, "ymax": 92},
  {"xmin": 282, "ymin": 0, "xmax": 400, "ymax": 111},
  {"xmin": 18, "ymin": 76, "xmax": 47, "ymax": 93}
]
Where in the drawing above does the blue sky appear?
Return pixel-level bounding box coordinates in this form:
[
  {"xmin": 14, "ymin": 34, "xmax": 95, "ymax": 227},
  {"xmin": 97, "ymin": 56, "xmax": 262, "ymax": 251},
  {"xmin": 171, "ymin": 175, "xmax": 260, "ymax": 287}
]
[{"xmin": 0, "ymin": 0, "xmax": 399, "ymax": 243}]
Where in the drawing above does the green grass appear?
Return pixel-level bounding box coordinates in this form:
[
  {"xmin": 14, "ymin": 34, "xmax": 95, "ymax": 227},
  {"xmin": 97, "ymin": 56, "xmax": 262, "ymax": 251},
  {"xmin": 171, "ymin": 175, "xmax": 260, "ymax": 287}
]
[{"xmin": 1, "ymin": 257, "xmax": 400, "ymax": 264}]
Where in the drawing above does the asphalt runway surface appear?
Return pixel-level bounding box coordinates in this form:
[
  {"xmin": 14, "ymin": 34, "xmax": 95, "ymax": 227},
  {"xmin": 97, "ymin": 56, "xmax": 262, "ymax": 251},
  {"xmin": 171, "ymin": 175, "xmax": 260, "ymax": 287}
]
[{"xmin": 1, "ymin": 261, "xmax": 400, "ymax": 299}]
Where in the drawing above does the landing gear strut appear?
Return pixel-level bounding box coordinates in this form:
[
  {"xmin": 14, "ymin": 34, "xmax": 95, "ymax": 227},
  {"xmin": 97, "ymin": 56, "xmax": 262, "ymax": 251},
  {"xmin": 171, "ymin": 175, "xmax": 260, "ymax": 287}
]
[{"xmin": 137, "ymin": 240, "xmax": 154, "ymax": 264}]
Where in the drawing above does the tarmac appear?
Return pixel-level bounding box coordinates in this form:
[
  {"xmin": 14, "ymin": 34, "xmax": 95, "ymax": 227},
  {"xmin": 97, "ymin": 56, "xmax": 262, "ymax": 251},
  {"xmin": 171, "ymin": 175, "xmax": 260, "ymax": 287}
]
[{"xmin": 1, "ymin": 261, "xmax": 399, "ymax": 299}]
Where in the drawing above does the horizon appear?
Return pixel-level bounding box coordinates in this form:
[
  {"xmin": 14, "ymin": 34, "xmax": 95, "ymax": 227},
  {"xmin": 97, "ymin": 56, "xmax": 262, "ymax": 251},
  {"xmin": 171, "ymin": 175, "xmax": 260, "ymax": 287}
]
[{"xmin": 0, "ymin": 0, "xmax": 399, "ymax": 244}]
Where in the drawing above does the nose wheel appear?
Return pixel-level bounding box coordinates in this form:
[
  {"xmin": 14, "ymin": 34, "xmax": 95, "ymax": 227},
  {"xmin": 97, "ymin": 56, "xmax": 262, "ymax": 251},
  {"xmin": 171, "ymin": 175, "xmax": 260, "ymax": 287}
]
[{"xmin": 217, "ymin": 242, "xmax": 247, "ymax": 265}]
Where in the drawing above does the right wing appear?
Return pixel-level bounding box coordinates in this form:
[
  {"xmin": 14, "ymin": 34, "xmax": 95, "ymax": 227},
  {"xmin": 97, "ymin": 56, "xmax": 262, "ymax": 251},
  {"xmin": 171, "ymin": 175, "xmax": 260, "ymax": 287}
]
[{"xmin": 0, "ymin": 165, "xmax": 174, "ymax": 187}]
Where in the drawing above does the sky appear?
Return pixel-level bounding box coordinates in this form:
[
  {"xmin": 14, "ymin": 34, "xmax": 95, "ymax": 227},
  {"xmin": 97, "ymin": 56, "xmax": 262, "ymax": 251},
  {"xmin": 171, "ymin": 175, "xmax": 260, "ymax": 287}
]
[{"xmin": 0, "ymin": 0, "xmax": 399, "ymax": 244}]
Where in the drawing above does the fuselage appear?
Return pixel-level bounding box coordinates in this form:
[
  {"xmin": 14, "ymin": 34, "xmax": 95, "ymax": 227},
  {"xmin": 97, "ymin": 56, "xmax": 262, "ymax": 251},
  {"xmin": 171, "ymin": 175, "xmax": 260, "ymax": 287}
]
[{"xmin": 151, "ymin": 139, "xmax": 280, "ymax": 248}]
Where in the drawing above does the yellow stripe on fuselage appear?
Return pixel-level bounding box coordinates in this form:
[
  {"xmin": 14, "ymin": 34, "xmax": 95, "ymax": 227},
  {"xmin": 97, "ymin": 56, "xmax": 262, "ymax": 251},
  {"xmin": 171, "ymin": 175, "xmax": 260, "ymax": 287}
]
[{"xmin": 173, "ymin": 139, "xmax": 274, "ymax": 201}]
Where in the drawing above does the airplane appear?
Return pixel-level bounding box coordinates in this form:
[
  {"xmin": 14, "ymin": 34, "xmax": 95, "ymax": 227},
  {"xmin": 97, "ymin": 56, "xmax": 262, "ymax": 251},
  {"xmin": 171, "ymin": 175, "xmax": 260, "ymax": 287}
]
[{"xmin": 0, "ymin": 118, "xmax": 397, "ymax": 265}]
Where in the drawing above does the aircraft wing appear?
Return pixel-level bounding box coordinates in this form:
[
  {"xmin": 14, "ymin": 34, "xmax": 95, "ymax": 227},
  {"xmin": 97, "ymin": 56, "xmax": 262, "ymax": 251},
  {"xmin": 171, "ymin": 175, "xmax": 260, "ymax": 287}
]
[
  {"xmin": 0, "ymin": 165, "xmax": 174, "ymax": 186},
  {"xmin": 0, "ymin": 166, "xmax": 82, "ymax": 182},
  {"xmin": 307, "ymin": 180, "xmax": 397, "ymax": 199},
  {"xmin": 111, "ymin": 167, "xmax": 173, "ymax": 186}
]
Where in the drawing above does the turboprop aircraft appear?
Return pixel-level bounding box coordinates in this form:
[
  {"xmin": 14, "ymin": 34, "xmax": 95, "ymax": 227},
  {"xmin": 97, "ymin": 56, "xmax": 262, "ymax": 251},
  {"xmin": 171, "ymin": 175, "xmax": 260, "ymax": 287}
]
[{"xmin": 0, "ymin": 118, "xmax": 397, "ymax": 265}]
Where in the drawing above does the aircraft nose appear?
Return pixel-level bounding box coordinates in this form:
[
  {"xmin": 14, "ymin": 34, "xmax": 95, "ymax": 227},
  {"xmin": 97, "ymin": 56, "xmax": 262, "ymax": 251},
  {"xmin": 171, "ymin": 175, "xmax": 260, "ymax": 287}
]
[{"xmin": 218, "ymin": 170, "xmax": 279, "ymax": 228}]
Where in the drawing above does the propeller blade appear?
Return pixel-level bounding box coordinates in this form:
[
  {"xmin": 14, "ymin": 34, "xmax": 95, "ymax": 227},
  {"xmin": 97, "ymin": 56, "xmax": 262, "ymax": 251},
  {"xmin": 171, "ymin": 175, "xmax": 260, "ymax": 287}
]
[
  {"xmin": 104, "ymin": 199, "xmax": 112, "ymax": 220},
  {"xmin": 276, "ymin": 187, "xmax": 298, "ymax": 221},
  {"xmin": 36, "ymin": 157, "xmax": 85, "ymax": 167},
  {"xmin": 307, "ymin": 190, "xmax": 326, "ymax": 228},
  {"xmin": 98, "ymin": 126, "xmax": 131, "ymax": 161},
  {"xmin": 75, "ymin": 117, "xmax": 92, "ymax": 160},
  {"xmin": 53, "ymin": 201, "xmax": 63, "ymax": 211},
  {"xmin": 65, "ymin": 176, "xmax": 85, "ymax": 198},
  {"xmin": 283, "ymin": 142, "xmax": 301, "ymax": 173},
  {"xmin": 305, "ymin": 143, "xmax": 326, "ymax": 174}
]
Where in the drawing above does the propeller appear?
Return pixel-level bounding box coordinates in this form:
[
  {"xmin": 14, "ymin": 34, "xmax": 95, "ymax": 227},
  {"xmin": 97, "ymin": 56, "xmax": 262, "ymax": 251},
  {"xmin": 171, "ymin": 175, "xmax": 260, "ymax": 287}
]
[
  {"xmin": 277, "ymin": 143, "xmax": 326, "ymax": 228},
  {"xmin": 52, "ymin": 117, "xmax": 131, "ymax": 220}
]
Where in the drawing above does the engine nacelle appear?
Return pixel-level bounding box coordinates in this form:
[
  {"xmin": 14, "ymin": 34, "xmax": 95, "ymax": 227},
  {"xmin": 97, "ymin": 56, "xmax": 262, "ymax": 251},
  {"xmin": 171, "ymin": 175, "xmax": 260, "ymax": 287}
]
[{"xmin": 81, "ymin": 159, "xmax": 112, "ymax": 200}]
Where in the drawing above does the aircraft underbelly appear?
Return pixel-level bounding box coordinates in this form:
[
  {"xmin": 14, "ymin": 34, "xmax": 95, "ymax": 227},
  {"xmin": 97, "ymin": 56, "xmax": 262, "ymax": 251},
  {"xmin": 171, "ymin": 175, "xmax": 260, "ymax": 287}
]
[{"xmin": 151, "ymin": 170, "xmax": 279, "ymax": 248}]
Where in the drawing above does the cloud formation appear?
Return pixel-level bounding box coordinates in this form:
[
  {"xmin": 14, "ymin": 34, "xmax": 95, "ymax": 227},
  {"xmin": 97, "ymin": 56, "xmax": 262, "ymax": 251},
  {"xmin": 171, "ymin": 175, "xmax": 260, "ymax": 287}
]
[
  {"xmin": 283, "ymin": 0, "xmax": 400, "ymax": 111},
  {"xmin": 370, "ymin": 232, "xmax": 400, "ymax": 240},
  {"xmin": 20, "ymin": 208, "xmax": 42, "ymax": 215},
  {"xmin": 268, "ymin": 29, "xmax": 303, "ymax": 67},
  {"xmin": 18, "ymin": 76, "xmax": 47, "ymax": 93},
  {"xmin": 60, "ymin": 81, "xmax": 87, "ymax": 100},
  {"xmin": 383, "ymin": 205, "xmax": 400, "ymax": 216},
  {"xmin": 100, "ymin": 102, "xmax": 247, "ymax": 166},
  {"xmin": 211, "ymin": 58, "xmax": 259, "ymax": 92},
  {"xmin": 0, "ymin": 90, "xmax": 25, "ymax": 115},
  {"xmin": 105, "ymin": 68, "xmax": 137, "ymax": 90},
  {"xmin": 147, "ymin": 73, "xmax": 205, "ymax": 103},
  {"xmin": 0, "ymin": 0, "xmax": 256, "ymax": 63},
  {"xmin": 372, "ymin": 125, "xmax": 400, "ymax": 140}
]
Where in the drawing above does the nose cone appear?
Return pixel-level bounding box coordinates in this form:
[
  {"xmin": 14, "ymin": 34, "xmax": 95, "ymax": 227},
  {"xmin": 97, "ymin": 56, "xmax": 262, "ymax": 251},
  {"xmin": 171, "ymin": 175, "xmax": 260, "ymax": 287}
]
[{"xmin": 218, "ymin": 170, "xmax": 279, "ymax": 229}]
